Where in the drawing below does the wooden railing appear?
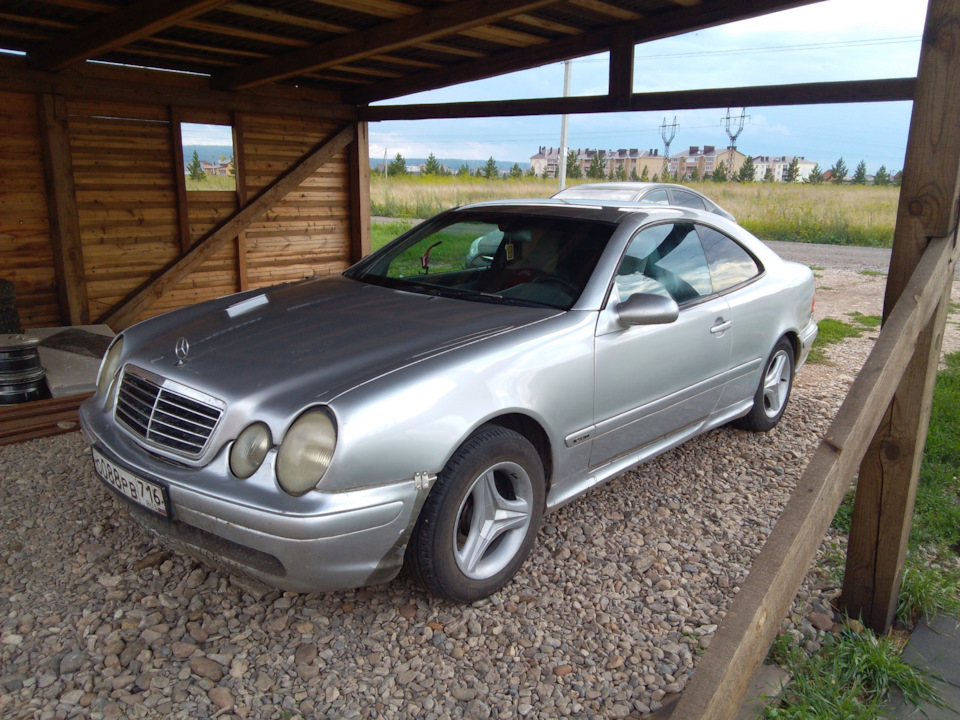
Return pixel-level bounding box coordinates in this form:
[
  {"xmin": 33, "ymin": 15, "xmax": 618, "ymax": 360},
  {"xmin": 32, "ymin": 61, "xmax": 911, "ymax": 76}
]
[{"xmin": 669, "ymin": 0, "xmax": 960, "ymax": 714}]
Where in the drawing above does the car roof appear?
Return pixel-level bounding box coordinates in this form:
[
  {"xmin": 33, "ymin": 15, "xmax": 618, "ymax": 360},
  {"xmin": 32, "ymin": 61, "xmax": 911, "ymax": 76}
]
[{"xmin": 451, "ymin": 198, "xmax": 704, "ymax": 224}]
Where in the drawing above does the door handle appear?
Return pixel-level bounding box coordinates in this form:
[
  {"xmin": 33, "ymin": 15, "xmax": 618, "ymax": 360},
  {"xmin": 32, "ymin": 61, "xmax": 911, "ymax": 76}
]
[{"xmin": 710, "ymin": 320, "xmax": 733, "ymax": 334}]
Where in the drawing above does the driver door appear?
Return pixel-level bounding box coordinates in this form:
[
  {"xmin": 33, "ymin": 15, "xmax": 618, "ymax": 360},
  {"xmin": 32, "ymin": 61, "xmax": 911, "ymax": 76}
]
[{"xmin": 591, "ymin": 222, "xmax": 732, "ymax": 467}]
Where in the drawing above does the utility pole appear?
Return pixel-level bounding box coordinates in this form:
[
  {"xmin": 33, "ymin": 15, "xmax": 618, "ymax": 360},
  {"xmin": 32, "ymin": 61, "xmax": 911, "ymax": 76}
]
[
  {"xmin": 722, "ymin": 107, "xmax": 749, "ymax": 177},
  {"xmin": 558, "ymin": 60, "xmax": 572, "ymax": 190},
  {"xmin": 383, "ymin": 148, "xmax": 388, "ymax": 178},
  {"xmin": 659, "ymin": 116, "xmax": 677, "ymax": 179}
]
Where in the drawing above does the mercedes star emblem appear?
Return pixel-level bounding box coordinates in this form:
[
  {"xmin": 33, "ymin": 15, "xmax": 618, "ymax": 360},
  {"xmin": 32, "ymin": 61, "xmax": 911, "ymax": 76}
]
[{"xmin": 174, "ymin": 336, "xmax": 190, "ymax": 366}]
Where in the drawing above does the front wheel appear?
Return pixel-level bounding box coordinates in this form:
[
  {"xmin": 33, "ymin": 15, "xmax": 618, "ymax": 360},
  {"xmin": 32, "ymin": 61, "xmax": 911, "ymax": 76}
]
[
  {"xmin": 405, "ymin": 426, "xmax": 545, "ymax": 602},
  {"xmin": 734, "ymin": 337, "xmax": 795, "ymax": 432}
]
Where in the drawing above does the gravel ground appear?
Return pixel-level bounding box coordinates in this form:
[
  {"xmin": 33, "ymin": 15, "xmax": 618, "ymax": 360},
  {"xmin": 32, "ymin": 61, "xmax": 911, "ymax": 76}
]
[{"xmin": 2, "ymin": 269, "xmax": 957, "ymax": 720}]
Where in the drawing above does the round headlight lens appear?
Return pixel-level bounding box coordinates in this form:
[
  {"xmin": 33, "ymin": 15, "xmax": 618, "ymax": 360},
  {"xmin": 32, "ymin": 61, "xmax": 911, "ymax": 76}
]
[
  {"xmin": 276, "ymin": 410, "xmax": 336, "ymax": 496},
  {"xmin": 230, "ymin": 422, "xmax": 272, "ymax": 479},
  {"xmin": 96, "ymin": 336, "xmax": 124, "ymax": 400}
]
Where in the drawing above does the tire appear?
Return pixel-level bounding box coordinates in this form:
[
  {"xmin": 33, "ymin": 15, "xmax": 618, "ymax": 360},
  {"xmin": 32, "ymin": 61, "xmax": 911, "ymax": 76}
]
[
  {"xmin": 733, "ymin": 336, "xmax": 795, "ymax": 432},
  {"xmin": 405, "ymin": 426, "xmax": 545, "ymax": 603}
]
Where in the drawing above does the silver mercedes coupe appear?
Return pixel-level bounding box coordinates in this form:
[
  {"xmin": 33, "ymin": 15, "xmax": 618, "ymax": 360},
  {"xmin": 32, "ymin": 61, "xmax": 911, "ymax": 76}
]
[{"xmin": 80, "ymin": 200, "xmax": 817, "ymax": 603}]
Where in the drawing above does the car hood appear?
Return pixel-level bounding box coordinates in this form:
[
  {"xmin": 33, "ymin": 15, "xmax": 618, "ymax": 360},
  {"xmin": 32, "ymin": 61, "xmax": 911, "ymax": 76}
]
[{"xmin": 120, "ymin": 275, "xmax": 560, "ymax": 405}]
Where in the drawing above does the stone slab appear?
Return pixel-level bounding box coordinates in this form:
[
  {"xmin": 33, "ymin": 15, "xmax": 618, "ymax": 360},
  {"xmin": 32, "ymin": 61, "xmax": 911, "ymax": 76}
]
[{"xmin": 886, "ymin": 614, "xmax": 960, "ymax": 720}]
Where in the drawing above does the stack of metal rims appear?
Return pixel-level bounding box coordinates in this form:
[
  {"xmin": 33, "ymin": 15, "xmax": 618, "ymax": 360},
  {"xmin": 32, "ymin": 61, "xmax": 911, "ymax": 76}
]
[{"xmin": 0, "ymin": 334, "xmax": 47, "ymax": 405}]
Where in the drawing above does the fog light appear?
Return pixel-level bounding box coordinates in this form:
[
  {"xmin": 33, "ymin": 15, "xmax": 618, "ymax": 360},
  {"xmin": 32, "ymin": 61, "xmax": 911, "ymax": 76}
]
[{"xmin": 230, "ymin": 422, "xmax": 272, "ymax": 479}]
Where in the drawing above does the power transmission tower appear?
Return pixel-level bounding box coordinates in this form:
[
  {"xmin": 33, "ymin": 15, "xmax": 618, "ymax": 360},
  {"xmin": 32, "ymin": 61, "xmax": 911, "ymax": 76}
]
[
  {"xmin": 722, "ymin": 108, "xmax": 750, "ymax": 176},
  {"xmin": 660, "ymin": 116, "xmax": 677, "ymax": 178}
]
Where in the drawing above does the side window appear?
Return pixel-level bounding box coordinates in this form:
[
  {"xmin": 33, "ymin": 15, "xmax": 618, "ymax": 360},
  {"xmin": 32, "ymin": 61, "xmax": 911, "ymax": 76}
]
[
  {"xmin": 670, "ymin": 189, "xmax": 706, "ymax": 210},
  {"xmin": 698, "ymin": 225, "xmax": 760, "ymax": 292},
  {"xmin": 615, "ymin": 223, "xmax": 712, "ymax": 304},
  {"xmin": 642, "ymin": 189, "xmax": 670, "ymax": 204}
]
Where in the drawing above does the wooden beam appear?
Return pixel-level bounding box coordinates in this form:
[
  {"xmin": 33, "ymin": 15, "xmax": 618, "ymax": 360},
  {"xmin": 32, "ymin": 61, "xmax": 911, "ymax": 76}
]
[
  {"xmin": 169, "ymin": 107, "xmax": 191, "ymax": 255},
  {"xmin": 842, "ymin": 0, "xmax": 960, "ymax": 632},
  {"xmin": 608, "ymin": 26, "xmax": 635, "ymax": 110},
  {"xmin": 232, "ymin": 111, "xmax": 249, "ymax": 292},
  {"xmin": 102, "ymin": 125, "xmax": 355, "ymax": 329},
  {"xmin": 213, "ymin": 0, "xmax": 558, "ymax": 90},
  {"xmin": 361, "ymin": 78, "xmax": 915, "ymax": 121},
  {"xmin": 670, "ymin": 227, "xmax": 960, "ymax": 720},
  {"xmin": 37, "ymin": 93, "xmax": 89, "ymax": 326},
  {"xmin": 0, "ymin": 58, "xmax": 356, "ymax": 121},
  {"xmin": 348, "ymin": 120, "xmax": 372, "ymax": 264},
  {"xmin": 347, "ymin": 0, "xmax": 825, "ymax": 104},
  {"xmin": 32, "ymin": 0, "xmax": 232, "ymax": 71}
]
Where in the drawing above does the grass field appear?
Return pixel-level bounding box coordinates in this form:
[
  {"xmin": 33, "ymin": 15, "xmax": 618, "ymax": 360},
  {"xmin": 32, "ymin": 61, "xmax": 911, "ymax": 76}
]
[
  {"xmin": 370, "ymin": 176, "xmax": 899, "ymax": 248},
  {"xmin": 186, "ymin": 175, "xmax": 236, "ymax": 191}
]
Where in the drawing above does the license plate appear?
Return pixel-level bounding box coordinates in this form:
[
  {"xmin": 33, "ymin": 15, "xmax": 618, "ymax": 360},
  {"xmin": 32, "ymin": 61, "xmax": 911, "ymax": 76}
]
[{"xmin": 92, "ymin": 448, "xmax": 169, "ymax": 518}]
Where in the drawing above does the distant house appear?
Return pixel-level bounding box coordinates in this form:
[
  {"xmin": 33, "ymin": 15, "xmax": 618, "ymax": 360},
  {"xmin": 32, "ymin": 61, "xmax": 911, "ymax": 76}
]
[
  {"xmin": 530, "ymin": 146, "xmax": 664, "ymax": 179},
  {"xmin": 751, "ymin": 155, "xmax": 817, "ymax": 182},
  {"xmin": 199, "ymin": 157, "xmax": 233, "ymax": 176},
  {"xmin": 669, "ymin": 145, "xmax": 746, "ymax": 179}
]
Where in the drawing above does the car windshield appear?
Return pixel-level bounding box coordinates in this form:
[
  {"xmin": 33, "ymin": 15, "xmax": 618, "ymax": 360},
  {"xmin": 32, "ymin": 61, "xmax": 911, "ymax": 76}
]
[{"xmin": 345, "ymin": 212, "xmax": 616, "ymax": 310}]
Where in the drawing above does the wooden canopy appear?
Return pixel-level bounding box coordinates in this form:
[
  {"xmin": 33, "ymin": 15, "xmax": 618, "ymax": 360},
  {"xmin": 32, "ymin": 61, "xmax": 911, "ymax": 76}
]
[
  {"xmin": 1, "ymin": 2, "xmax": 959, "ymax": 720},
  {"xmin": 4, "ymin": 0, "xmax": 822, "ymax": 104}
]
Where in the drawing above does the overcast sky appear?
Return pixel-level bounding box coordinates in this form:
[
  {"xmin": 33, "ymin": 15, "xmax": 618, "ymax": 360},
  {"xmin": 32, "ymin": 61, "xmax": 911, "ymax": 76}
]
[{"xmin": 185, "ymin": 0, "xmax": 929, "ymax": 173}]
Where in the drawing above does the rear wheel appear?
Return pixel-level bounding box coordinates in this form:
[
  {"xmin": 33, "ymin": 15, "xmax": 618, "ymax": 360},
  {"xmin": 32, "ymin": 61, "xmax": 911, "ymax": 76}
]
[
  {"xmin": 405, "ymin": 426, "xmax": 545, "ymax": 602},
  {"xmin": 734, "ymin": 336, "xmax": 795, "ymax": 432}
]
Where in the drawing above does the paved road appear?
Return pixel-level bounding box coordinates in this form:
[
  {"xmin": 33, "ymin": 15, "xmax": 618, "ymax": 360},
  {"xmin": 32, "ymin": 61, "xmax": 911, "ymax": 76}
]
[{"xmin": 764, "ymin": 240, "xmax": 892, "ymax": 271}]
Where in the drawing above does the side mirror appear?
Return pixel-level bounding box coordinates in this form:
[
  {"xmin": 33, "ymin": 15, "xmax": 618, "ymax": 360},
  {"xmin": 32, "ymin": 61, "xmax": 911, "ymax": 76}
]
[{"xmin": 616, "ymin": 293, "xmax": 679, "ymax": 326}]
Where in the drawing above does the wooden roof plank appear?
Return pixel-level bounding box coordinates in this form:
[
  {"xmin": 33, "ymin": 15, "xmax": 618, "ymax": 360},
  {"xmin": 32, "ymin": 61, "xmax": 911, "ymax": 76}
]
[
  {"xmin": 31, "ymin": 0, "xmax": 234, "ymax": 71},
  {"xmin": 213, "ymin": 0, "xmax": 560, "ymax": 90},
  {"xmin": 347, "ymin": 0, "xmax": 826, "ymax": 104}
]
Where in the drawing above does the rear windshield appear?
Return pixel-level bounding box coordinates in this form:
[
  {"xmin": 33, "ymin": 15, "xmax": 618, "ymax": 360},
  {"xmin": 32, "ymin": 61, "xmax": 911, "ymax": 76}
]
[
  {"xmin": 556, "ymin": 187, "xmax": 639, "ymax": 201},
  {"xmin": 345, "ymin": 212, "xmax": 616, "ymax": 310}
]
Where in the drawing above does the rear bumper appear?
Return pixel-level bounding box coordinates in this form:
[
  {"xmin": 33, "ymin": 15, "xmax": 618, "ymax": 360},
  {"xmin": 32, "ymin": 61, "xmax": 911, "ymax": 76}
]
[
  {"xmin": 797, "ymin": 320, "xmax": 818, "ymax": 371},
  {"xmin": 79, "ymin": 399, "xmax": 422, "ymax": 593}
]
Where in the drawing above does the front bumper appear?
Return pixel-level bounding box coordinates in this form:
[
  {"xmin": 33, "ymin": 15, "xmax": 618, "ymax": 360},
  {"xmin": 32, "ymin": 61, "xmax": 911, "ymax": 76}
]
[{"xmin": 79, "ymin": 399, "xmax": 423, "ymax": 593}]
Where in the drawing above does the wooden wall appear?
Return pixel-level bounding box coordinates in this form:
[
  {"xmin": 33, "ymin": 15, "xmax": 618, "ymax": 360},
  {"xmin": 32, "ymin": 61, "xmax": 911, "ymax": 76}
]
[
  {"xmin": 0, "ymin": 90, "xmax": 356, "ymax": 329},
  {"xmin": 0, "ymin": 92, "xmax": 60, "ymax": 327}
]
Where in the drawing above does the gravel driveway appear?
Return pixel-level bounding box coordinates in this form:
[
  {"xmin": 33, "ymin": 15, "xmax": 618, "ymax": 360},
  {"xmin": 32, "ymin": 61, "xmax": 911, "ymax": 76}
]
[{"xmin": 2, "ymin": 263, "xmax": 957, "ymax": 720}]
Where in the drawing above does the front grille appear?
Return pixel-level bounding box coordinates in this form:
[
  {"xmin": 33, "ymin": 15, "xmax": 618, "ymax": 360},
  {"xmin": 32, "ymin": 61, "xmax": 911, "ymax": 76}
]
[{"xmin": 116, "ymin": 369, "xmax": 223, "ymax": 458}]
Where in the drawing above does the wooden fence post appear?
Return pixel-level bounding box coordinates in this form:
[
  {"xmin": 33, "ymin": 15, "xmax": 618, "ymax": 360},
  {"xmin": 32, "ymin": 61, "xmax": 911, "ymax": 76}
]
[{"xmin": 841, "ymin": 0, "xmax": 960, "ymax": 631}]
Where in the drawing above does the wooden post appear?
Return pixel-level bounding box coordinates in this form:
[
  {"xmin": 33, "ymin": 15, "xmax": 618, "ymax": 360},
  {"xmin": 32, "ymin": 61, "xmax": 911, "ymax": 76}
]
[
  {"xmin": 169, "ymin": 107, "xmax": 191, "ymax": 254},
  {"xmin": 232, "ymin": 111, "xmax": 249, "ymax": 291},
  {"xmin": 608, "ymin": 27, "xmax": 635, "ymax": 111},
  {"xmin": 841, "ymin": 0, "xmax": 960, "ymax": 632},
  {"xmin": 37, "ymin": 93, "xmax": 89, "ymax": 326},
  {"xmin": 348, "ymin": 120, "xmax": 371, "ymax": 263}
]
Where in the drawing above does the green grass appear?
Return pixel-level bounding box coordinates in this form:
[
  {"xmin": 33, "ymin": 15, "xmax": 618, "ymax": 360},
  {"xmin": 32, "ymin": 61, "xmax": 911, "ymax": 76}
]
[
  {"xmin": 847, "ymin": 311, "xmax": 882, "ymax": 328},
  {"xmin": 764, "ymin": 628, "xmax": 944, "ymax": 719},
  {"xmin": 950, "ymin": 301, "xmax": 960, "ymax": 313},
  {"xmin": 817, "ymin": 285, "xmax": 834, "ymax": 291},
  {"xmin": 897, "ymin": 555, "xmax": 960, "ymax": 623},
  {"xmin": 372, "ymin": 219, "xmax": 414, "ymax": 252},
  {"xmin": 807, "ymin": 318, "xmax": 864, "ymax": 363},
  {"xmin": 809, "ymin": 265, "xmax": 826, "ymax": 271},
  {"xmin": 910, "ymin": 351, "xmax": 960, "ymax": 551},
  {"xmin": 859, "ymin": 269, "xmax": 887, "ymax": 277},
  {"xmin": 808, "ymin": 313, "xmax": 883, "ymax": 363},
  {"xmin": 185, "ymin": 174, "xmax": 236, "ymax": 191}
]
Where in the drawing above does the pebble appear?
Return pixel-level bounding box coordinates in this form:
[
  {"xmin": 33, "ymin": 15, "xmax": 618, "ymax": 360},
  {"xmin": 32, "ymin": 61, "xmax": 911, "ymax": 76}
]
[{"xmin": 2, "ymin": 272, "xmax": 955, "ymax": 720}]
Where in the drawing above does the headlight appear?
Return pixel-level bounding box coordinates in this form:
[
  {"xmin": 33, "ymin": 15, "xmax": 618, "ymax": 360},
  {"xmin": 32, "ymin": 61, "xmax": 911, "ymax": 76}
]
[
  {"xmin": 230, "ymin": 422, "xmax": 272, "ymax": 479},
  {"xmin": 96, "ymin": 335, "xmax": 124, "ymax": 403},
  {"xmin": 276, "ymin": 409, "xmax": 337, "ymax": 495}
]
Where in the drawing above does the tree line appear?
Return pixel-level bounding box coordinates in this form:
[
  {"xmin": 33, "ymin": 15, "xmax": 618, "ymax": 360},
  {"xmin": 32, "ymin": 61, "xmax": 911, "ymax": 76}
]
[{"xmin": 382, "ymin": 151, "xmax": 899, "ymax": 186}]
